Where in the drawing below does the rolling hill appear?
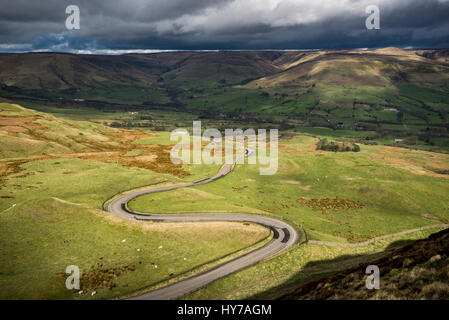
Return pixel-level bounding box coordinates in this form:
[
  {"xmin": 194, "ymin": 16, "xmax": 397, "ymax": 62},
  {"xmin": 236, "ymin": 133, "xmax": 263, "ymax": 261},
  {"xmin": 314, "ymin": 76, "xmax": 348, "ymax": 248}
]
[
  {"xmin": 280, "ymin": 227, "xmax": 449, "ymax": 300},
  {"xmin": 0, "ymin": 48, "xmax": 448, "ymax": 150}
]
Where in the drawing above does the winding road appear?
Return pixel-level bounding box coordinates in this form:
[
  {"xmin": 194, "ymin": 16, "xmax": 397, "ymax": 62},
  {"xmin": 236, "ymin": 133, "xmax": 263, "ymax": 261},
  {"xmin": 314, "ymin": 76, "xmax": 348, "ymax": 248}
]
[{"xmin": 107, "ymin": 152, "xmax": 300, "ymax": 300}]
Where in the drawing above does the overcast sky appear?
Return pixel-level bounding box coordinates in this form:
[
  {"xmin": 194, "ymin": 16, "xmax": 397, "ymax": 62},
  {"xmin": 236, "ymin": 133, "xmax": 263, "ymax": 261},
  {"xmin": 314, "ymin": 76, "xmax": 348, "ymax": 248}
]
[{"xmin": 0, "ymin": 0, "xmax": 448, "ymax": 53}]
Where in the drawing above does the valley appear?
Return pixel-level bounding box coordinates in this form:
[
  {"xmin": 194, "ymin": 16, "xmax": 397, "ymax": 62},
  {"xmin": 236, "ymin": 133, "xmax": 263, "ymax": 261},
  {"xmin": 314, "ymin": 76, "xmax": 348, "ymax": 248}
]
[
  {"xmin": 1, "ymin": 48, "xmax": 448, "ymax": 152},
  {"xmin": 1, "ymin": 48, "xmax": 449, "ymax": 300}
]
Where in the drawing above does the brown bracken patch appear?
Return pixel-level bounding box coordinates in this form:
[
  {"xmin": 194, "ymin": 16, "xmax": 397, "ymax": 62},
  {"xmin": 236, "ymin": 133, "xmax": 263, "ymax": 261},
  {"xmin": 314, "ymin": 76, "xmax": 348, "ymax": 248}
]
[
  {"xmin": 232, "ymin": 186, "xmax": 248, "ymax": 192},
  {"xmin": 57, "ymin": 262, "xmax": 136, "ymax": 293},
  {"xmin": 0, "ymin": 159, "xmax": 29, "ymax": 188},
  {"xmin": 80, "ymin": 263, "xmax": 135, "ymax": 292},
  {"xmin": 0, "ymin": 115, "xmax": 44, "ymax": 132},
  {"xmin": 296, "ymin": 197, "xmax": 364, "ymax": 213},
  {"xmin": 1, "ymin": 110, "xmax": 189, "ymax": 181},
  {"xmin": 331, "ymin": 230, "xmax": 371, "ymax": 243},
  {"xmin": 368, "ymin": 146, "xmax": 449, "ymax": 178}
]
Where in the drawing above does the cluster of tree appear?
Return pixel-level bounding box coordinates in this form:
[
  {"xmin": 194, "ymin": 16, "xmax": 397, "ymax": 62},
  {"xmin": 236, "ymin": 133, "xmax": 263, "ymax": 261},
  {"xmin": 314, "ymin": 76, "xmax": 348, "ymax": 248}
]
[{"xmin": 316, "ymin": 138, "xmax": 361, "ymax": 152}]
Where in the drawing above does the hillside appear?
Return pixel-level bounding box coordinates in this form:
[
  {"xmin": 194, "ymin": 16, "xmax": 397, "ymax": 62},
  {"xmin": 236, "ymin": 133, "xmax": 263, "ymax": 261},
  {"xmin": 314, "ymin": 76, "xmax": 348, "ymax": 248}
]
[
  {"xmin": 0, "ymin": 103, "xmax": 268, "ymax": 299},
  {"xmin": 1, "ymin": 103, "xmax": 449, "ymax": 300},
  {"xmin": 0, "ymin": 49, "xmax": 448, "ymax": 151},
  {"xmin": 280, "ymin": 228, "xmax": 449, "ymax": 300},
  {"xmin": 0, "ymin": 102, "xmax": 189, "ymax": 180},
  {"xmin": 0, "ymin": 51, "xmax": 283, "ymax": 100}
]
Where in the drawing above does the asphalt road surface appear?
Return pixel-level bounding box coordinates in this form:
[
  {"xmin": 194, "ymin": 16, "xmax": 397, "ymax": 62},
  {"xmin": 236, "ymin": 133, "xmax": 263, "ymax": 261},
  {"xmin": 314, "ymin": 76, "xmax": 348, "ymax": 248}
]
[{"xmin": 107, "ymin": 151, "xmax": 300, "ymax": 300}]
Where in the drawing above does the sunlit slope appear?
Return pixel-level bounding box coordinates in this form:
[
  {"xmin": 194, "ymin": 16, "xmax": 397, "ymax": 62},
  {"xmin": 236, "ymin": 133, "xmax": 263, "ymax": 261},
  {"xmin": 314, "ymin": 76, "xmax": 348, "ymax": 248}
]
[
  {"xmin": 0, "ymin": 103, "xmax": 192, "ymax": 178},
  {"xmin": 0, "ymin": 102, "xmax": 117, "ymax": 158},
  {"xmin": 246, "ymin": 49, "xmax": 449, "ymax": 96}
]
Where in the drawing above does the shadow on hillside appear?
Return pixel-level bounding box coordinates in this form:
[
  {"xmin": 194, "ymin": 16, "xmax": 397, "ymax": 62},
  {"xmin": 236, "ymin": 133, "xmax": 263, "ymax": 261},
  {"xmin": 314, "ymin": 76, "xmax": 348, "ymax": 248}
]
[{"xmin": 247, "ymin": 238, "xmax": 412, "ymax": 300}]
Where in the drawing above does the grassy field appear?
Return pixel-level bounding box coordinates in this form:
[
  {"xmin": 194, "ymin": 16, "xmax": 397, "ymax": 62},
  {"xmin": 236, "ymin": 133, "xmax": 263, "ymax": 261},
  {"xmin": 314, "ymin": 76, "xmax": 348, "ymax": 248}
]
[
  {"xmin": 0, "ymin": 198, "xmax": 270, "ymax": 299},
  {"xmin": 129, "ymin": 133, "xmax": 449, "ymax": 243},
  {"xmin": 1, "ymin": 101, "xmax": 449, "ymax": 300},
  {"xmin": 126, "ymin": 130, "xmax": 449, "ymax": 299},
  {"xmin": 0, "ymin": 103, "xmax": 269, "ymax": 299}
]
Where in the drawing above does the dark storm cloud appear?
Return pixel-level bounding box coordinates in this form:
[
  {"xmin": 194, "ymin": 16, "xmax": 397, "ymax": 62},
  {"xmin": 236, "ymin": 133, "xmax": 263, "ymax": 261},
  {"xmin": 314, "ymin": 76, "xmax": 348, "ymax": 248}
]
[{"xmin": 0, "ymin": 0, "xmax": 448, "ymax": 53}]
